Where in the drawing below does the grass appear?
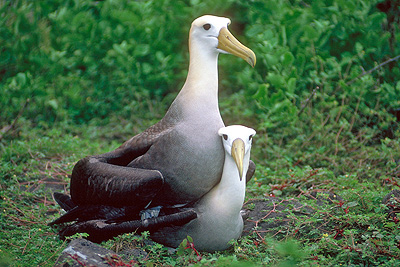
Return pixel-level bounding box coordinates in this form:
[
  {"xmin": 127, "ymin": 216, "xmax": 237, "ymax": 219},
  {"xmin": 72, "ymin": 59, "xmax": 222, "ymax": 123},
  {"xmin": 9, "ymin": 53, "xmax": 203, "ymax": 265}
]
[{"xmin": 1, "ymin": 102, "xmax": 400, "ymax": 266}]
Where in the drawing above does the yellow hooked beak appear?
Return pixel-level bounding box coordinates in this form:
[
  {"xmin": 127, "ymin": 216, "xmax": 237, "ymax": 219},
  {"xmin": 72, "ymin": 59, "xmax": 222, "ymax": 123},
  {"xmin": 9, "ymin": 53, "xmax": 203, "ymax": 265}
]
[
  {"xmin": 231, "ymin": 138, "xmax": 245, "ymax": 181},
  {"xmin": 217, "ymin": 27, "xmax": 256, "ymax": 67}
]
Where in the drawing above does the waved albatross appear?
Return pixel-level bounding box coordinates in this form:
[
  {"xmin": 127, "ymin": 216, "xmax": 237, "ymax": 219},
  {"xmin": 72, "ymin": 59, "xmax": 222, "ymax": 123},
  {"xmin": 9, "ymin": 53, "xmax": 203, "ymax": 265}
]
[
  {"xmin": 50, "ymin": 15, "xmax": 256, "ymax": 237},
  {"xmin": 151, "ymin": 125, "xmax": 256, "ymax": 251},
  {"xmin": 51, "ymin": 125, "xmax": 255, "ymax": 251}
]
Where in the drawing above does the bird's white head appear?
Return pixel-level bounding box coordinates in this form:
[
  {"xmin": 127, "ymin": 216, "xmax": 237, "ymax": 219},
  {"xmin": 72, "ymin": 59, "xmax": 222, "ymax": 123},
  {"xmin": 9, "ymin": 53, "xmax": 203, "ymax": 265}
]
[
  {"xmin": 218, "ymin": 125, "xmax": 256, "ymax": 180},
  {"xmin": 189, "ymin": 15, "xmax": 256, "ymax": 67}
]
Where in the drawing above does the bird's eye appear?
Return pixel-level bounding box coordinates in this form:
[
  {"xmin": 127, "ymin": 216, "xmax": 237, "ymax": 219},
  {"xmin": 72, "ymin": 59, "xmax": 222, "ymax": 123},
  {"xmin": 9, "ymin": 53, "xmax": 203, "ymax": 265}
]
[
  {"xmin": 249, "ymin": 135, "xmax": 253, "ymax": 141},
  {"xmin": 203, "ymin": 23, "xmax": 211, "ymax": 30},
  {"xmin": 222, "ymin": 134, "xmax": 228, "ymax": 140}
]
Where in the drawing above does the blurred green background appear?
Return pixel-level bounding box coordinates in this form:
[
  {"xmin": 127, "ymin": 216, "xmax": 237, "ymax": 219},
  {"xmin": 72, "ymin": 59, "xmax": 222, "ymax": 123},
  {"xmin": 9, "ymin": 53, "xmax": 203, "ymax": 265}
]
[{"xmin": 1, "ymin": 0, "xmax": 399, "ymax": 174}]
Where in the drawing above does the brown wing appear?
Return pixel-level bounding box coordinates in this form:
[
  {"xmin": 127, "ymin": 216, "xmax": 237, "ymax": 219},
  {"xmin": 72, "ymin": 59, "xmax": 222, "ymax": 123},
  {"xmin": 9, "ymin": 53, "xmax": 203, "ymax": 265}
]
[
  {"xmin": 246, "ymin": 160, "xmax": 256, "ymax": 184},
  {"xmin": 70, "ymin": 120, "xmax": 173, "ymax": 207}
]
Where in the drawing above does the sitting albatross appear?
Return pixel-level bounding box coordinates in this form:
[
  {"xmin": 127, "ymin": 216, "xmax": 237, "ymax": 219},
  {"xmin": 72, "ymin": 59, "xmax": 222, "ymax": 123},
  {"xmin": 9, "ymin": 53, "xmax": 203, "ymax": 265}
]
[
  {"xmin": 51, "ymin": 125, "xmax": 255, "ymax": 252},
  {"xmin": 151, "ymin": 125, "xmax": 256, "ymax": 251},
  {"xmin": 50, "ymin": 15, "xmax": 256, "ymax": 238}
]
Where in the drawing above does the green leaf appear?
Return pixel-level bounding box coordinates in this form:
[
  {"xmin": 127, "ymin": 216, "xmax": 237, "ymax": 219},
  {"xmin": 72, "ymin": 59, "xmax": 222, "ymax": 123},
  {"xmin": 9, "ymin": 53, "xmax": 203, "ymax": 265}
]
[
  {"xmin": 343, "ymin": 201, "xmax": 358, "ymax": 209},
  {"xmin": 287, "ymin": 78, "xmax": 296, "ymax": 94},
  {"xmin": 355, "ymin": 42, "xmax": 363, "ymax": 54},
  {"xmin": 47, "ymin": 99, "xmax": 58, "ymax": 110},
  {"xmin": 267, "ymin": 73, "xmax": 285, "ymax": 89},
  {"xmin": 134, "ymin": 44, "xmax": 150, "ymax": 57},
  {"xmin": 282, "ymin": 51, "xmax": 294, "ymax": 67},
  {"xmin": 177, "ymin": 239, "xmax": 188, "ymax": 255},
  {"xmin": 303, "ymin": 25, "xmax": 319, "ymax": 41}
]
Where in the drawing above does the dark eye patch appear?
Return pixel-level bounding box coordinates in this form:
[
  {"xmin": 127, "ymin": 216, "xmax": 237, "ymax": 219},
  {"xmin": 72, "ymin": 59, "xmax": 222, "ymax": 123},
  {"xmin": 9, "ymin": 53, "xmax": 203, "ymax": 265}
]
[
  {"xmin": 249, "ymin": 135, "xmax": 253, "ymax": 141},
  {"xmin": 203, "ymin": 23, "xmax": 211, "ymax": 30},
  {"xmin": 222, "ymin": 134, "xmax": 228, "ymax": 140}
]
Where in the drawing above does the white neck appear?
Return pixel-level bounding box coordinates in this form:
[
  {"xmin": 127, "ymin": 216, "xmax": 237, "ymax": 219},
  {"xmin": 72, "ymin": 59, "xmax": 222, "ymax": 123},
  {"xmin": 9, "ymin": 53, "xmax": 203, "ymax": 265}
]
[
  {"xmin": 203, "ymin": 151, "xmax": 248, "ymax": 216},
  {"xmin": 185, "ymin": 41, "xmax": 219, "ymax": 94},
  {"xmin": 167, "ymin": 40, "xmax": 220, "ymax": 119}
]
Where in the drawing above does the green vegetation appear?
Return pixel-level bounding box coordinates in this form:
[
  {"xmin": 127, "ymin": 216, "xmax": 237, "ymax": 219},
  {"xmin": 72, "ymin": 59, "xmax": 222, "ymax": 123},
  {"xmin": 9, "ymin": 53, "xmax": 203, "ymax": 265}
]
[{"xmin": 1, "ymin": 0, "xmax": 399, "ymax": 266}]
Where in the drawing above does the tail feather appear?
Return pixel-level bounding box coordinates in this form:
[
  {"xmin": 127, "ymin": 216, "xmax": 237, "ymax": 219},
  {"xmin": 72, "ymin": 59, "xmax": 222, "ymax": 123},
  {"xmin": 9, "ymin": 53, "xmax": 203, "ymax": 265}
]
[
  {"xmin": 48, "ymin": 204, "xmax": 142, "ymax": 226},
  {"xmin": 53, "ymin": 192, "xmax": 76, "ymax": 211}
]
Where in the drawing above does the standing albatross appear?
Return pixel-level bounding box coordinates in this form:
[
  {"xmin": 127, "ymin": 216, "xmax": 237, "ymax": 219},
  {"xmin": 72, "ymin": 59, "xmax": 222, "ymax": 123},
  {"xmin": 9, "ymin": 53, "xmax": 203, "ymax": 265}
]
[{"xmin": 51, "ymin": 15, "xmax": 256, "ymax": 238}]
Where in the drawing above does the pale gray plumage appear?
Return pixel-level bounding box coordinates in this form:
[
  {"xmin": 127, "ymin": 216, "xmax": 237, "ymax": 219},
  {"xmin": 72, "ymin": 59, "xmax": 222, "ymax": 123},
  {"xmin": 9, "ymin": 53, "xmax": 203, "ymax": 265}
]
[{"xmin": 151, "ymin": 125, "xmax": 256, "ymax": 252}]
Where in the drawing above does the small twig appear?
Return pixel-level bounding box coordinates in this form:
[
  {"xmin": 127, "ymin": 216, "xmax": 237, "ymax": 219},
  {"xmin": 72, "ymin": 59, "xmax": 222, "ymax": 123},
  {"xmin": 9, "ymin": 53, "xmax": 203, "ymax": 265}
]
[
  {"xmin": 271, "ymin": 229, "xmax": 283, "ymax": 238},
  {"xmin": 349, "ymin": 96, "xmax": 361, "ymax": 133},
  {"xmin": 346, "ymin": 54, "xmax": 400, "ymax": 86},
  {"xmin": 184, "ymin": 240, "xmax": 202, "ymax": 261},
  {"xmin": 21, "ymin": 231, "xmax": 31, "ymax": 255},
  {"xmin": 298, "ymin": 86, "xmax": 320, "ymax": 116},
  {"xmin": 247, "ymin": 199, "xmax": 295, "ymax": 240},
  {"xmin": 8, "ymin": 214, "xmax": 41, "ymax": 225},
  {"xmin": 334, "ymin": 125, "xmax": 345, "ymax": 156}
]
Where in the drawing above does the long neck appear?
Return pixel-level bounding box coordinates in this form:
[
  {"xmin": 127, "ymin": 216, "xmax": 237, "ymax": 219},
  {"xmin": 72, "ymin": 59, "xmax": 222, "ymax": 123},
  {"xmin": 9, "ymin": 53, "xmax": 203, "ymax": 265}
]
[
  {"xmin": 167, "ymin": 40, "xmax": 220, "ymax": 120},
  {"xmin": 205, "ymin": 152, "xmax": 247, "ymax": 214},
  {"xmin": 186, "ymin": 42, "xmax": 219, "ymax": 92},
  {"xmin": 219, "ymin": 152, "xmax": 247, "ymax": 204}
]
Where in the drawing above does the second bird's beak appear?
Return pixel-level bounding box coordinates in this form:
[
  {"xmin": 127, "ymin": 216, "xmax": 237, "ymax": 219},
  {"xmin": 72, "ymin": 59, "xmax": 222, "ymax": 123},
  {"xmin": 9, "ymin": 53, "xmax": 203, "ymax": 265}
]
[
  {"xmin": 231, "ymin": 138, "xmax": 245, "ymax": 181},
  {"xmin": 217, "ymin": 27, "xmax": 256, "ymax": 67}
]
